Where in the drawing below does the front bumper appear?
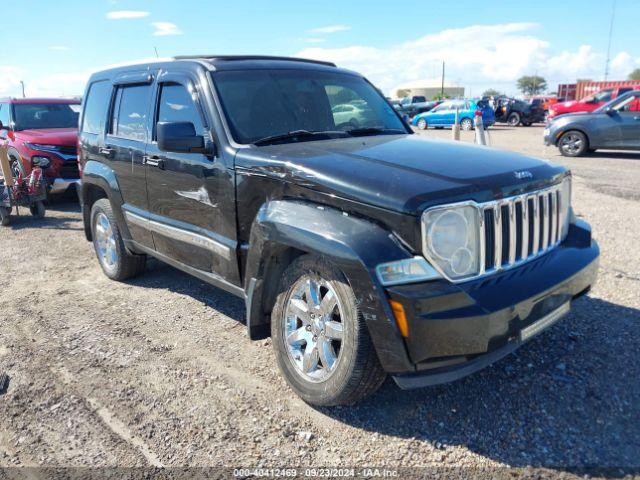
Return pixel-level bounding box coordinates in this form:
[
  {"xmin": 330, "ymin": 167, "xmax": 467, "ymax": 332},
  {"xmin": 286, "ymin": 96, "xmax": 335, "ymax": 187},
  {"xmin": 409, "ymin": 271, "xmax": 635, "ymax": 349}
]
[
  {"xmin": 49, "ymin": 178, "xmax": 81, "ymax": 194},
  {"xmin": 382, "ymin": 220, "xmax": 599, "ymax": 389}
]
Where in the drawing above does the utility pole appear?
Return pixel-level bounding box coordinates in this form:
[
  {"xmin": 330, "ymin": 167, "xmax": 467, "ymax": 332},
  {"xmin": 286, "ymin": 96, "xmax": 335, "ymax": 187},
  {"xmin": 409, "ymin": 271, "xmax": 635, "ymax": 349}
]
[
  {"xmin": 604, "ymin": 0, "xmax": 616, "ymax": 80},
  {"xmin": 441, "ymin": 61, "xmax": 445, "ymax": 97},
  {"xmin": 154, "ymin": 46, "xmax": 159, "ymax": 58},
  {"xmin": 19, "ymin": 81, "xmax": 25, "ymax": 98}
]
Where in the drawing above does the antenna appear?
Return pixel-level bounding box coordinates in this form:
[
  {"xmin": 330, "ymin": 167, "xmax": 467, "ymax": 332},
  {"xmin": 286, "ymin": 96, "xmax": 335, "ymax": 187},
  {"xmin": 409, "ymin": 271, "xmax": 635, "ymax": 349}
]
[
  {"xmin": 604, "ymin": 0, "xmax": 616, "ymax": 81},
  {"xmin": 19, "ymin": 80, "xmax": 25, "ymax": 98},
  {"xmin": 154, "ymin": 46, "xmax": 159, "ymax": 58}
]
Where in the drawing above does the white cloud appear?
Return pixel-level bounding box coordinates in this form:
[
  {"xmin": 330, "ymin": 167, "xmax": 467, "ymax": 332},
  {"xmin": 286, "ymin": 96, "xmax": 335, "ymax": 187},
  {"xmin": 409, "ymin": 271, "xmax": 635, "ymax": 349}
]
[
  {"xmin": 48, "ymin": 46, "xmax": 70, "ymax": 51},
  {"xmin": 305, "ymin": 38, "xmax": 326, "ymax": 44},
  {"xmin": 309, "ymin": 25, "xmax": 350, "ymax": 34},
  {"xmin": 296, "ymin": 23, "xmax": 638, "ymax": 96},
  {"xmin": 106, "ymin": 10, "xmax": 150, "ymax": 20},
  {"xmin": 151, "ymin": 22, "xmax": 182, "ymax": 36}
]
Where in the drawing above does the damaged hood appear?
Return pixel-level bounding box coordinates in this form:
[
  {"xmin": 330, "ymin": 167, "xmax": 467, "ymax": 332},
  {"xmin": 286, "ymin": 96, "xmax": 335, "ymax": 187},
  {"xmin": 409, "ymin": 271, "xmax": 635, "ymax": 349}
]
[{"xmin": 236, "ymin": 134, "xmax": 566, "ymax": 215}]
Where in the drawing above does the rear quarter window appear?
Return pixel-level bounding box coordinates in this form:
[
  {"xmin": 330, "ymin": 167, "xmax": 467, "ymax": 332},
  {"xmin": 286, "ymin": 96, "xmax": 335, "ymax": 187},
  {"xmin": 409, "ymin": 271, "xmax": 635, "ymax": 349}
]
[{"xmin": 82, "ymin": 81, "xmax": 113, "ymax": 134}]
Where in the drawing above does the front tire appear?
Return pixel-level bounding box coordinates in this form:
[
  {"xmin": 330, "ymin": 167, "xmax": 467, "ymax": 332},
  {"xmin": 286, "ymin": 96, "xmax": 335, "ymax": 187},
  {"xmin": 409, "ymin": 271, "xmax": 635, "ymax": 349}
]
[
  {"xmin": 271, "ymin": 255, "xmax": 386, "ymax": 406},
  {"xmin": 0, "ymin": 207, "xmax": 10, "ymax": 226},
  {"xmin": 558, "ymin": 131, "xmax": 588, "ymax": 157},
  {"xmin": 30, "ymin": 201, "xmax": 46, "ymax": 219},
  {"xmin": 416, "ymin": 118, "xmax": 428, "ymax": 130},
  {"xmin": 90, "ymin": 198, "xmax": 146, "ymax": 281}
]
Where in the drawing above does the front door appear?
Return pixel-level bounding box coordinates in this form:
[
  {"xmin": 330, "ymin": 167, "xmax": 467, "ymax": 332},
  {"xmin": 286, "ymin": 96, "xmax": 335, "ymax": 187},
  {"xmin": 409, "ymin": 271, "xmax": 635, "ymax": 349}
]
[
  {"xmin": 144, "ymin": 74, "xmax": 240, "ymax": 285},
  {"xmin": 104, "ymin": 81, "xmax": 155, "ymax": 249}
]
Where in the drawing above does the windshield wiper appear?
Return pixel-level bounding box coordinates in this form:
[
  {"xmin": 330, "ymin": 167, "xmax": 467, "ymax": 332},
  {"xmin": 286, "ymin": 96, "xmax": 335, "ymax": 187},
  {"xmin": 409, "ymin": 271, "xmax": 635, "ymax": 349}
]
[
  {"xmin": 345, "ymin": 126, "xmax": 406, "ymax": 137},
  {"xmin": 253, "ymin": 130, "xmax": 347, "ymax": 146}
]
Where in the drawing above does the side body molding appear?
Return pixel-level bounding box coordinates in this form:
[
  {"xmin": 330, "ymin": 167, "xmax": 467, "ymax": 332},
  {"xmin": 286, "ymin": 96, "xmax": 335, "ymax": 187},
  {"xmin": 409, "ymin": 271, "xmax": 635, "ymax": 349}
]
[{"xmin": 244, "ymin": 200, "xmax": 417, "ymax": 373}]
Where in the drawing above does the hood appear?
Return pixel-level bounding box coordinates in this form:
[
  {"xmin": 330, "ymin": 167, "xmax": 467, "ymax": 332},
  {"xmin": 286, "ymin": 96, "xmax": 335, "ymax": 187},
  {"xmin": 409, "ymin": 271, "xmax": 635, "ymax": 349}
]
[
  {"xmin": 236, "ymin": 135, "xmax": 566, "ymax": 215},
  {"xmin": 15, "ymin": 128, "xmax": 78, "ymax": 146}
]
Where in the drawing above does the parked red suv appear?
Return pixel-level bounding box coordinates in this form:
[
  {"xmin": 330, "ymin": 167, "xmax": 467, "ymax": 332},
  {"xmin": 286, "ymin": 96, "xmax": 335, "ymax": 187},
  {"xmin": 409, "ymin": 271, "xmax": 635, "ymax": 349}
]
[
  {"xmin": 547, "ymin": 86, "xmax": 639, "ymax": 120},
  {"xmin": 0, "ymin": 97, "xmax": 81, "ymax": 195}
]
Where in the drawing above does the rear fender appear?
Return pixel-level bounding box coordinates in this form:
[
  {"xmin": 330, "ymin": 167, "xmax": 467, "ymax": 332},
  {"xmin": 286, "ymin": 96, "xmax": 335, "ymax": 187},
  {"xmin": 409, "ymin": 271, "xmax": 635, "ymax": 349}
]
[
  {"xmin": 80, "ymin": 160, "xmax": 131, "ymax": 241},
  {"xmin": 244, "ymin": 200, "xmax": 417, "ymax": 373}
]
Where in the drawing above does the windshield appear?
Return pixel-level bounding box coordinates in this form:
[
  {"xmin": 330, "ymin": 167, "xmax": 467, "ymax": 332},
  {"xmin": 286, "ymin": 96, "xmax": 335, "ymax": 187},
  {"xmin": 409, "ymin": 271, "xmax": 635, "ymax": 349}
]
[
  {"xmin": 595, "ymin": 93, "xmax": 640, "ymax": 113},
  {"xmin": 12, "ymin": 103, "xmax": 80, "ymax": 130},
  {"xmin": 212, "ymin": 69, "xmax": 407, "ymax": 145},
  {"xmin": 583, "ymin": 89, "xmax": 613, "ymax": 103}
]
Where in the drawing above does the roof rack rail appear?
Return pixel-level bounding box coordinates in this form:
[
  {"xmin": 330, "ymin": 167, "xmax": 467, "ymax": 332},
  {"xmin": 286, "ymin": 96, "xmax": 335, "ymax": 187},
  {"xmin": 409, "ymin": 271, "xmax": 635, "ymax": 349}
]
[{"xmin": 172, "ymin": 55, "xmax": 336, "ymax": 67}]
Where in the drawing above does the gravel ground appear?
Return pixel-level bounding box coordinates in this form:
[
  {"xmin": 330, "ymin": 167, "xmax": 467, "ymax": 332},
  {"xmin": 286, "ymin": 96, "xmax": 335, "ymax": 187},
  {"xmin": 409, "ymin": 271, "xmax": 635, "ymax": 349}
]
[{"xmin": 0, "ymin": 125, "xmax": 638, "ymax": 478}]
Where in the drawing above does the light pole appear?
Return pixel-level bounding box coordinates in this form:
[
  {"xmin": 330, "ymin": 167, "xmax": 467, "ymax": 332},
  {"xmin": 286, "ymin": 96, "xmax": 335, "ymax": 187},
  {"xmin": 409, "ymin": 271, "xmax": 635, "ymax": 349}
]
[{"xmin": 19, "ymin": 81, "xmax": 25, "ymax": 98}]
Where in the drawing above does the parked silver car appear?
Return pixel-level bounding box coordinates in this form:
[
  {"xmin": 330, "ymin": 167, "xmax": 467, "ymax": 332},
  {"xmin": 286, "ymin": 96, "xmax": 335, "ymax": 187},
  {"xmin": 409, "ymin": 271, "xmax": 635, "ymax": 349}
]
[{"xmin": 544, "ymin": 91, "xmax": 640, "ymax": 157}]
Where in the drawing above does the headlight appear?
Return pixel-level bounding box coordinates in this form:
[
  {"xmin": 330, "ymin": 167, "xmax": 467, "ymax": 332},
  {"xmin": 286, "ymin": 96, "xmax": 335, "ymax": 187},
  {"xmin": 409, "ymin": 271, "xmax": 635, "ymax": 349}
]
[
  {"xmin": 24, "ymin": 142, "xmax": 61, "ymax": 151},
  {"xmin": 559, "ymin": 176, "xmax": 572, "ymax": 240},
  {"xmin": 376, "ymin": 257, "xmax": 440, "ymax": 286},
  {"xmin": 422, "ymin": 204, "xmax": 481, "ymax": 280}
]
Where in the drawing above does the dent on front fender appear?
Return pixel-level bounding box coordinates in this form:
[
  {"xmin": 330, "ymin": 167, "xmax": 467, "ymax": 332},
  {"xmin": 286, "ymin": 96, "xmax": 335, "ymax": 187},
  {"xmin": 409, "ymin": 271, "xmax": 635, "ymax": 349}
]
[{"xmin": 243, "ymin": 200, "xmax": 418, "ymax": 372}]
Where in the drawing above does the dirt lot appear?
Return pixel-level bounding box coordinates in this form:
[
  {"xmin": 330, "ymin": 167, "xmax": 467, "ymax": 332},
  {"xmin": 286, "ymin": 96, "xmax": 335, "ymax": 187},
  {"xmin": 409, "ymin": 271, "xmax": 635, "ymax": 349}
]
[{"xmin": 0, "ymin": 125, "xmax": 638, "ymax": 477}]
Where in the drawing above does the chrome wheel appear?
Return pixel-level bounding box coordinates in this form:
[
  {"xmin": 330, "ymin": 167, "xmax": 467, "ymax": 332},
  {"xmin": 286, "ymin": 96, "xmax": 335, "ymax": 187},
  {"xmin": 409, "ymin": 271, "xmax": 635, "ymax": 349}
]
[
  {"xmin": 94, "ymin": 212, "xmax": 118, "ymax": 273},
  {"xmin": 283, "ymin": 275, "xmax": 344, "ymax": 383},
  {"xmin": 417, "ymin": 118, "xmax": 427, "ymax": 130},
  {"xmin": 560, "ymin": 133, "xmax": 583, "ymax": 155},
  {"xmin": 460, "ymin": 118, "xmax": 473, "ymax": 131}
]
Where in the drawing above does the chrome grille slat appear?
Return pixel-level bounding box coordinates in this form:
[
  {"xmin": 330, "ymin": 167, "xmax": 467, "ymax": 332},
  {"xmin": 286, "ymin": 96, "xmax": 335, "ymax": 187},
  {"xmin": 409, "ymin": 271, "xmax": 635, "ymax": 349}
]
[
  {"xmin": 550, "ymin": 192, "xmax": 557, "ymax": 245},
  {"xmin": 532, "ymin": 195, "xmax": 540, "ymax": 256},
  {"xmin": 521, "ymin": 196, "xmax": 529, "ymax": 260},
  {"xmin": 508, "ymin": 201, "xmax": 517, "ymax": 265},
  {"xmin": 493, "ymin": 204, "xmax": 502, "ymax": 270},
  {"xmin": 542, "ymin": 193, "xmax": 550, "ymax": 251},
  {"xmin": 478, "ymin": 209, "xmax": 486, "ymax": 275}
]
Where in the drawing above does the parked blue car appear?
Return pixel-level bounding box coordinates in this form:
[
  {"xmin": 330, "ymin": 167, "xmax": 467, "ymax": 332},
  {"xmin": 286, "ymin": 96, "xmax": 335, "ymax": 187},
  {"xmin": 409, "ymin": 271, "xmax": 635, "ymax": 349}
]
[{"xmin": 412, "ymin": 99, "xmax": 495, "ymax": 130}]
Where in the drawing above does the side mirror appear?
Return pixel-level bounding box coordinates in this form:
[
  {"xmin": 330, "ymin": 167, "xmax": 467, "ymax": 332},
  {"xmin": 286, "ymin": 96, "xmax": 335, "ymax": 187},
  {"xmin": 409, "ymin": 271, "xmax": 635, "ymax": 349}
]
[
  {"xmin": 157, "ymin": 122, "xmax": 206, "ymax": 154},
  {"xmin": 604, "ymin": 107, "xmax": 616, "ymax": 116}
]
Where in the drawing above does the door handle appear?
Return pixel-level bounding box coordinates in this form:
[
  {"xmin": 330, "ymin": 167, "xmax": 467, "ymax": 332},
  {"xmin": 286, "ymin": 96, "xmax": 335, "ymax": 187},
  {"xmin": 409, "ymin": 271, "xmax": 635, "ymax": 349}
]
[{"xmin": 143, "ymin": 155, "xmax": 165, "ymax": 169}]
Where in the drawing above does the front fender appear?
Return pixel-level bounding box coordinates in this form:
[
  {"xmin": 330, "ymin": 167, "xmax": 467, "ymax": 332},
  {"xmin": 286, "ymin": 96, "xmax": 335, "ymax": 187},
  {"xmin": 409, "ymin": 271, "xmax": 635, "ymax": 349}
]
[{"xmin": 244, "ymin": 200, "xmax": 417, "ymax": 373}]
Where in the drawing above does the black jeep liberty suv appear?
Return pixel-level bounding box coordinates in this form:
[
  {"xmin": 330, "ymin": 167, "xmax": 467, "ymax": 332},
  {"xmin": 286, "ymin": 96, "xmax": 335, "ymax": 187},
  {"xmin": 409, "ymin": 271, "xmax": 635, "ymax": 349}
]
[{"xmin": 79, "ymin": 56, "xmax": 599, "ymax": 406}]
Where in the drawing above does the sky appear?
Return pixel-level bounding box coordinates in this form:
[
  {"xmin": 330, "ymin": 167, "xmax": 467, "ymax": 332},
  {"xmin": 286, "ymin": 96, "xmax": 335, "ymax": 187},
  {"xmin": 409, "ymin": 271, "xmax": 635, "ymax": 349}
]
[{"xmin": 1, "ymin": 0, "xmax": 639, "ymax": 99}]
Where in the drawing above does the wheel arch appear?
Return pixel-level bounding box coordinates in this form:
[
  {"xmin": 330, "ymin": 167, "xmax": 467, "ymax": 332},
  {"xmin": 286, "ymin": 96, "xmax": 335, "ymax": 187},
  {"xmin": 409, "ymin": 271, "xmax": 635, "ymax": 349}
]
[
  {"xmin": 80, "ymin": 160, "xmax": 127, "ymax": 241},
  {"xmin": 242, "ymin": 199, "xmax": 415, "ymax": 372},
  {"xmin": 554, "ymin": 127, "xmax": 591, "ymax": 148}
]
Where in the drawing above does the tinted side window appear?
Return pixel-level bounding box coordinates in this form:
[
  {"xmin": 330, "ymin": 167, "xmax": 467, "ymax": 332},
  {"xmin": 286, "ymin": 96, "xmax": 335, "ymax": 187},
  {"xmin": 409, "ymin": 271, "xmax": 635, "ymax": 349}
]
[
  {"xmin": 0, "ymin": 103, "xmax": 9, "ymax": 128},
  {"xmin": 82, "ymin": 81, "xmax": 112, "ymax": 134},
  {"xmin": 112, "ymin": 84, "xmax": 150, "ymax": 141},
  {"xmin": 156, "ymin": 83, "xmax": 204, "ymax": 136}
]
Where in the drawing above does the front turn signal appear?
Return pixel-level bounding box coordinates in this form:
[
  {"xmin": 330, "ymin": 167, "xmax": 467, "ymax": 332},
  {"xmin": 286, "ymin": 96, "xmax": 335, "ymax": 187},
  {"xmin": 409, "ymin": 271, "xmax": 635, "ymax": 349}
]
[{"xmin": 389, "ymin": 299, "xmax": 409, "ymax": 338}]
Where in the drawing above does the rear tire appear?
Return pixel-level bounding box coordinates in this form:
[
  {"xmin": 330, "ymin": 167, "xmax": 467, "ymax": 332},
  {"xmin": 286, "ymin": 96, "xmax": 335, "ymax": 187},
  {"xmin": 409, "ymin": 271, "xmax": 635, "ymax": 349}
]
[
  {"xmin": 507, "ymin": 112, "xmax": 521, "ymax": 126},
  {"xmin": 558, "ymin": 130, "xmax": 588, "ymax": 157},
  {"xmin": 90, "ymin": 198, "xmax": 146, "ymax": 281},
  {"xmin": 416, "ymin": 118, "xmax": 428, "ymax": 130},
  {"xmin": 271, "ymin": 255, "xmax": 387, "ymax": 406}
]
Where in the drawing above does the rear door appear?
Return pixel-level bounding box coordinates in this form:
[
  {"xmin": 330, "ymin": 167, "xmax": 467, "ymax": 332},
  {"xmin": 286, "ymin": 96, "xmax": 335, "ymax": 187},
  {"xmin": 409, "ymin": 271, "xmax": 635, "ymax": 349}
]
[
  {"xmin": 104, "ymin": 77, "xmax": 155, "ymax": 248},
  {"xmin": 144, "ymin": 71, "xmax": 240, "ymax": 284}
]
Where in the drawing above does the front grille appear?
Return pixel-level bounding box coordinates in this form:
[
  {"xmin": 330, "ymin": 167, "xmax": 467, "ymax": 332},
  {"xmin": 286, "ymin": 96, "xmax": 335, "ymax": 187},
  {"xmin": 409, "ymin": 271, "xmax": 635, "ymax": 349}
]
[
  {"xmin": 479, "ymin": 183, "xmax": 568, "ymax": 275},
  {"xmin": 59, "ymin": 159, "xmax": 80, "ymax": 179},
  {"xmin": 58, "ymin": 146, "xmax": 77, "ymax": 155}
]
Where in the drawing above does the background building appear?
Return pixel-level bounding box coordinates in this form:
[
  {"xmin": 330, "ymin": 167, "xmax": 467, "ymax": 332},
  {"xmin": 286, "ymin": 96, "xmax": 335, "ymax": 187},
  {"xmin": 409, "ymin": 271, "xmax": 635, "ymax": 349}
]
[{"xmin": 393, "ymin": 79, "xmax": 465, "ymax": 100}]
